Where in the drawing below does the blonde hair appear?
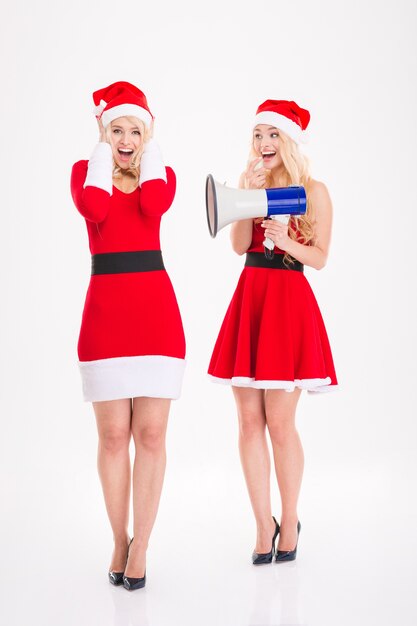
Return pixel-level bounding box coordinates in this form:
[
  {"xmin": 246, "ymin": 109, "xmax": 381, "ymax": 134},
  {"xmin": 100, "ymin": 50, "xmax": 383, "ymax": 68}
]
[
  {"xmin": 106, "ymin": 116, "xmax": 153, "ymax": 182},
  {"xmin": 246, "ymin": 129, "xmax": 315, "ymax": 264}
]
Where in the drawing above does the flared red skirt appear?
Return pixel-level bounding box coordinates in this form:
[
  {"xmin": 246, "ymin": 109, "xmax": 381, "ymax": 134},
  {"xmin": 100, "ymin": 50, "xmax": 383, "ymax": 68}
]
[{"xmin": 208, "ymin": 266, "xmax": 337, "ymax": 393}]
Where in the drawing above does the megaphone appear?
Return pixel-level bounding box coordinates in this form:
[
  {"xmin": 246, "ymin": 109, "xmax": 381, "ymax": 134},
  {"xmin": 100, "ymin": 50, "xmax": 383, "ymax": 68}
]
[{"xmin": 205, "ymin": 174, "xmax": 307, "ymax": 254}]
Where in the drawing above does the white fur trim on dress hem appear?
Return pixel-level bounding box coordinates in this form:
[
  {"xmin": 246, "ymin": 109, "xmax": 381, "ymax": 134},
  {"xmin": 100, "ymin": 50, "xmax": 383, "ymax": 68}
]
[
  {"xmin": 80, "ymin": 355, "xmax": 186, "ymax": 402},
  {"xmin": 208, "ymin": 375, "xmax": 336, "ymax": 394}
]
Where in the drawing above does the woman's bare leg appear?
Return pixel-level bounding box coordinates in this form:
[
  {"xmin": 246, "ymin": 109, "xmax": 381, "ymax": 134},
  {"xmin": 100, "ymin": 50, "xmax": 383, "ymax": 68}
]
[
  {"xmin": 233, "ymin": 387, "xmax": 276, "ymax": 553},
  {"xmin": 265, "ymin": 389, "xmax": 303, "ymax": 551},
  {"xmin": 93, "ymin": 399, "xmax": 132, "ymax": 571},
  {"xmin": 124, "ymin": 397, "xmax": 171, "ymax": 578}
]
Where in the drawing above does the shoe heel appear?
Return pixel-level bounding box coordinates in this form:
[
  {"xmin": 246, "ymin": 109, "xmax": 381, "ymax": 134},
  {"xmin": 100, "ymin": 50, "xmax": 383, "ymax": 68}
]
[
  {"xmin": 275, "ymin": 521, "xmax": 301, "ymax": 563},
  {"xmin": 108, "ymin": 537, "xmax": 133, "ymax": 585},
  {"xmin": 123, "ymin": 538, "xmax": 146, "ymax": 590},
  {"xmin": 252, "ymin": 516, "xmax": 280, "ymax": 565}
]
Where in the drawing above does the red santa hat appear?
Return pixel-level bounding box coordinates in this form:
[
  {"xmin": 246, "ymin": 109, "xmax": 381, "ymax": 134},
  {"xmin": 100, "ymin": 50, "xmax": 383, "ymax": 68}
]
[
  {"xmin": 254, "ymin": 100, "xmax": 310, "ymax": 144},
  {"xmin": 92, "ymin": 81, "xmax": 153, "ymax": 128}
]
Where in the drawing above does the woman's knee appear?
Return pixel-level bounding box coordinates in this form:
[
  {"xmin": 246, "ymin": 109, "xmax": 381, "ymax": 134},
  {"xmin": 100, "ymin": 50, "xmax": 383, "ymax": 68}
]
[
  {"xmin": 238, "ymin": 409, "xmax": 266, "ymax": 440},
  {"xmin": 134, "ymin": 426, "xmax": 166, "ymax": 453},
  {"xmin": 99, "ymin": 428, "xmax": 131, "ymax": 454},
  {"xmin": 265, "ymin": 389, "xmax": 301, "ymax": 446},
  {"xmin": 233, "ymin": 388, "xmax": 266, "ymax": 440},
  {"xmin": 266, "ymin": 413, "xmax": 297, "ymax": 447}
]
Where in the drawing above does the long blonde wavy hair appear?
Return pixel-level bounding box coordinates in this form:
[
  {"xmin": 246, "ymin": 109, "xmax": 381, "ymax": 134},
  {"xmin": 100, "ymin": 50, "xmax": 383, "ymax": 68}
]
[
  {"xmin": 105, "ymin": 115, "xmax": 152, "ymax": 182},
  {"xmin": 245, "ymin": 128, "xmax": 315, "ymax": 264}
]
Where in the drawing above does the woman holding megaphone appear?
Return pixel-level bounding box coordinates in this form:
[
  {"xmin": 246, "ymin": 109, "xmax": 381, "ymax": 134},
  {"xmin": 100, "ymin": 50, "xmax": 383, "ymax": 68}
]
[{"xmin": 208, "ymin": 100, "xmax": 337, "ymax": 563}]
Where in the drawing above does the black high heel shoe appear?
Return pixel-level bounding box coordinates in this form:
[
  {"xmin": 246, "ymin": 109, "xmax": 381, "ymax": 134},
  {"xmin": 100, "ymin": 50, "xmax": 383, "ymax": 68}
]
[
  {"xmin": 108, "ymin": 537, "xmax": 133, "ymax": 586},
  {"xmin": 275, "ymin": 521, "xmax": 301, "ymax": 562},
  {"xmin": 123, "ymin": 571, "xmax": 146, "ymax": 591},
  {"xmin": 252, "ymin": 516, "xmax": 280, "ymax": 565},
  {"xmin": 123, "ymin": 539, "xmax": 146, "ymax": 591},
  {"xmin": 108, "ymin": 570, "xmax": 124, "ymax": 586}
]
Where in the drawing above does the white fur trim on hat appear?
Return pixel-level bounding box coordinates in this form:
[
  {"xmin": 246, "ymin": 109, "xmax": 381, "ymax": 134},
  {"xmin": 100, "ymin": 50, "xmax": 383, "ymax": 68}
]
[
  {"xmin": 254, "ymin": 112, "xmax": 307, "ymax": 144},
  {"xmin": 93, "ymin": 99, "xmax": 107, "ymax": 117},
  {"xmin": 101, "ymin": 103, "xmax": 153, "ymax": 128}
]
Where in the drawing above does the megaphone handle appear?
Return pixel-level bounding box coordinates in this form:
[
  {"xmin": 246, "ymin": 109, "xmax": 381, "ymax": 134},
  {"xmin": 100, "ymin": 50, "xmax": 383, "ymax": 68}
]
[{"xmin": 263, "ymin": 214, "xmax": 290, "ymax": 253}]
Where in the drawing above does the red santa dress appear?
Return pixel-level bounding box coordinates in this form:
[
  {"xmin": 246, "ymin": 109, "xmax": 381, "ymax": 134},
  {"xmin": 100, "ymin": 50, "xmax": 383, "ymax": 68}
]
[
  {"xmin": 71, "ymin": 143, "xmax": 186, "ymax": 402},
  {"xmin": 208, "ymin": 220, "xmax": 337, "ymax": 393}
]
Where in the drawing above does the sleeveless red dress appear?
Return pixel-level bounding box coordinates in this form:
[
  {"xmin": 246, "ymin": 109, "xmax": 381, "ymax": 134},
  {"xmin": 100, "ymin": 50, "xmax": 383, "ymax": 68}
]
[{"xmin": 208, "ymin": 220, "xmax": 337, "ymax": 392}]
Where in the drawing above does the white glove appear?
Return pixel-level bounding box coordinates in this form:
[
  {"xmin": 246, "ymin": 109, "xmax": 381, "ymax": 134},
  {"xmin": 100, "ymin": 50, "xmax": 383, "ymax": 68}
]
[
  {"xmin": 139, "ymin": 138, "xmax": 167, "ymax": 186},
  {"xmin": 83, "ymin": 142, "xmax": 113, "ymax": 195}
]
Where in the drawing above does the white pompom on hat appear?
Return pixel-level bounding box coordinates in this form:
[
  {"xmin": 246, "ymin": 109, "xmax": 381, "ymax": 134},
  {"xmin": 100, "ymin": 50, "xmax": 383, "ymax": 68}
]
[
  {"xmin": 254, "ymin": 100, "xmax": 310, "ymax": 144},
  {"xmin": 93, "ymin": 81, "xmax": 153, "ymax": 128}
]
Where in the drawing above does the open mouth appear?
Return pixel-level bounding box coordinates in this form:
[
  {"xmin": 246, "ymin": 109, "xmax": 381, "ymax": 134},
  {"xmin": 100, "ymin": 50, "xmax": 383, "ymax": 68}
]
[
  {"xmin": 262, "ymin": 151, "xmax": 276, "ymax": 161},
  {"xmin": 118, "ymin": 148, "xmax": 134, "ymax": 162}
]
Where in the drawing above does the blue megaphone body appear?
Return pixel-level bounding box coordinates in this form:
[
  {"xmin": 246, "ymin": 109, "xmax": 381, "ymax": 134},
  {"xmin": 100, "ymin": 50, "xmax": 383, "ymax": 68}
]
[{"xmin": 205, "ymin": 175, "xmax": 307, "ymax": 251}]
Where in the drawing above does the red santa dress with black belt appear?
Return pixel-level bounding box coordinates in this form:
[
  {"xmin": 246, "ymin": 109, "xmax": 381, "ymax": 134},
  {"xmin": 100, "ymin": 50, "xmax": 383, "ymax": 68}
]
[{"xmin": 71, "ymin": 142, "xmax": 186, "ymax": 402}]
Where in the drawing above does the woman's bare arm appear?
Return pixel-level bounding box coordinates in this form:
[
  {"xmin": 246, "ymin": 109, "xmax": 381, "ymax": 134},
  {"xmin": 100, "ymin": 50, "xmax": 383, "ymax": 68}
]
[{"xmin": 262, "ymin": 180, "xmax": 333, "ymax": 270}]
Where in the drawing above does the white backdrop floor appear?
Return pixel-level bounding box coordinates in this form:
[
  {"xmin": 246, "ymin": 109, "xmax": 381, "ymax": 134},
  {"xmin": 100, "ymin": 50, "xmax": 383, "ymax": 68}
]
[{"xmin": 3, "ymin": 463, "xmax": 416, "ymax": 626}]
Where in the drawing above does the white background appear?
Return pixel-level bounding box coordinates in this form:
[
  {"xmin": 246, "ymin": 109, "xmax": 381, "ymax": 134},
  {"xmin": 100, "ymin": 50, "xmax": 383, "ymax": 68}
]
[{"xmin": 1, "ymin": 1, "xmax": 416, "ymax": 624}]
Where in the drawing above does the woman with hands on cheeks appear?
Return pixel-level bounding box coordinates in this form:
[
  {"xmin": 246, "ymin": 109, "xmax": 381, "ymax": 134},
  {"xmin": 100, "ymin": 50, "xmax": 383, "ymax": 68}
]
[
  {"xmin": 208, "ymin": 100, "xmax": 337, "ymax": 564},
  {"xmin": 70, "ymin": 82, "xmax": 185, "ymax": 591}
]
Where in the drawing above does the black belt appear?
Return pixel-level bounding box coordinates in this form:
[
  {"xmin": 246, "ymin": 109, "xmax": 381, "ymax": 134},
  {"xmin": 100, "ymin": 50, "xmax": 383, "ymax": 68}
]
[
  {"xmin": 245, "ymin": 252, "xmax": 304, "ymax": 272},
  {"xmin": 91, "ymin": 250, "xmax": 165, "ymax": 275}
]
